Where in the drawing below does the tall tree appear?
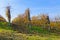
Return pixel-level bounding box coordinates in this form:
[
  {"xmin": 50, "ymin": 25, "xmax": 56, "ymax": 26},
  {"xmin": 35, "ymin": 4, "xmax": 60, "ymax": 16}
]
[
  {"xmin": 25, "ymin": 8, "xmax": 31, "ymax": 21},
  {"xmin": 6, "ymin": 6, "xmax": 11, "ymax": 24},
  {"xmin": 24, "ymin": 8, "xmax": 31, "ymax": 27}
]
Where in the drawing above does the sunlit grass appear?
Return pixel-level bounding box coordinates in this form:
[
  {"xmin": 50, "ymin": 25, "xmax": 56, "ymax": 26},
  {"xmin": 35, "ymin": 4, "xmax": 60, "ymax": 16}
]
[
  {"xmin": 0, "ymin": 28, "xmax": 60, "ymax": 40},
  {"xmin": 0, "ymin": 22, "xmax": 60, "ymax": 40}
]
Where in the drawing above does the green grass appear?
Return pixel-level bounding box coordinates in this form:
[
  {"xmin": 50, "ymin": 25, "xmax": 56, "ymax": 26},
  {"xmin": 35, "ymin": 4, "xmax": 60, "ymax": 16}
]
[
  {"xmin": 0, "ymin": 29, "xmax": 60, "ymax": 40},
  {"xmin": 0, "ymin": 22, "xmax": 60, "ymax": 40},
  {"xmin": 26, "ymin": 35, "xmax": 60, "ymax": 40},
  {"xmin": 29, "ymin": 26, "xmax": 49, "ymax": 34},
  {"xmin": 0, "ymin": 22, "xmax": 12, "ymax": 30}
]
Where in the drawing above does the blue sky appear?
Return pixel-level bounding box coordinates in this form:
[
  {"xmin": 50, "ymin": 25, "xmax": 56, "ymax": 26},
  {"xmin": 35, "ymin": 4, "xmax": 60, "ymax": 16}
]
[{"xmin": 0, "ymin": 0, "xmax": 60, "ymax": 21}]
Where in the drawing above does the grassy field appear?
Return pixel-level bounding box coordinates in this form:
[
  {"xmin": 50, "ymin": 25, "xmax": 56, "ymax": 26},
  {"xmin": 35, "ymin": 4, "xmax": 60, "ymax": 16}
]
[
  {"xmin": 0, "ymin": 29, "xmax": 60, "ymax": 40},
  {"xmin": 0, "ymin": 22, "xmax": 60, "ymax": 40},
  {"xmin": 0, "ymin": 26, "xmax": 60, "ymax": 40}
]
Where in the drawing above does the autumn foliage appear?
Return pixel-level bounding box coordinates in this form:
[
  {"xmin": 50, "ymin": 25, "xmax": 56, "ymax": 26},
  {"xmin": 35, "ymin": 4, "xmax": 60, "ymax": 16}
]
[{"xmin": 0, "ymin": 8, "xmax": 60, "ymax": 33}]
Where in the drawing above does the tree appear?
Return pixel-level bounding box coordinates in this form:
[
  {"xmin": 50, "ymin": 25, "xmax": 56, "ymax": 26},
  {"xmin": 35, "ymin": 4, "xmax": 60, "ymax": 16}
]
[
  {"xmin": 12, "ymin": 14, "xmax": 29, "ymax": 33},
  {"xmin": 6, "ymin": 6, "xmax": 11, "ymax": 24},
  {"xmin": 12, "ymin": 14, "xmax": 24, "ymax": 26},
  {"xmin": 24, "ymin": 8, "xmax": 31, "ymax": 28}
]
